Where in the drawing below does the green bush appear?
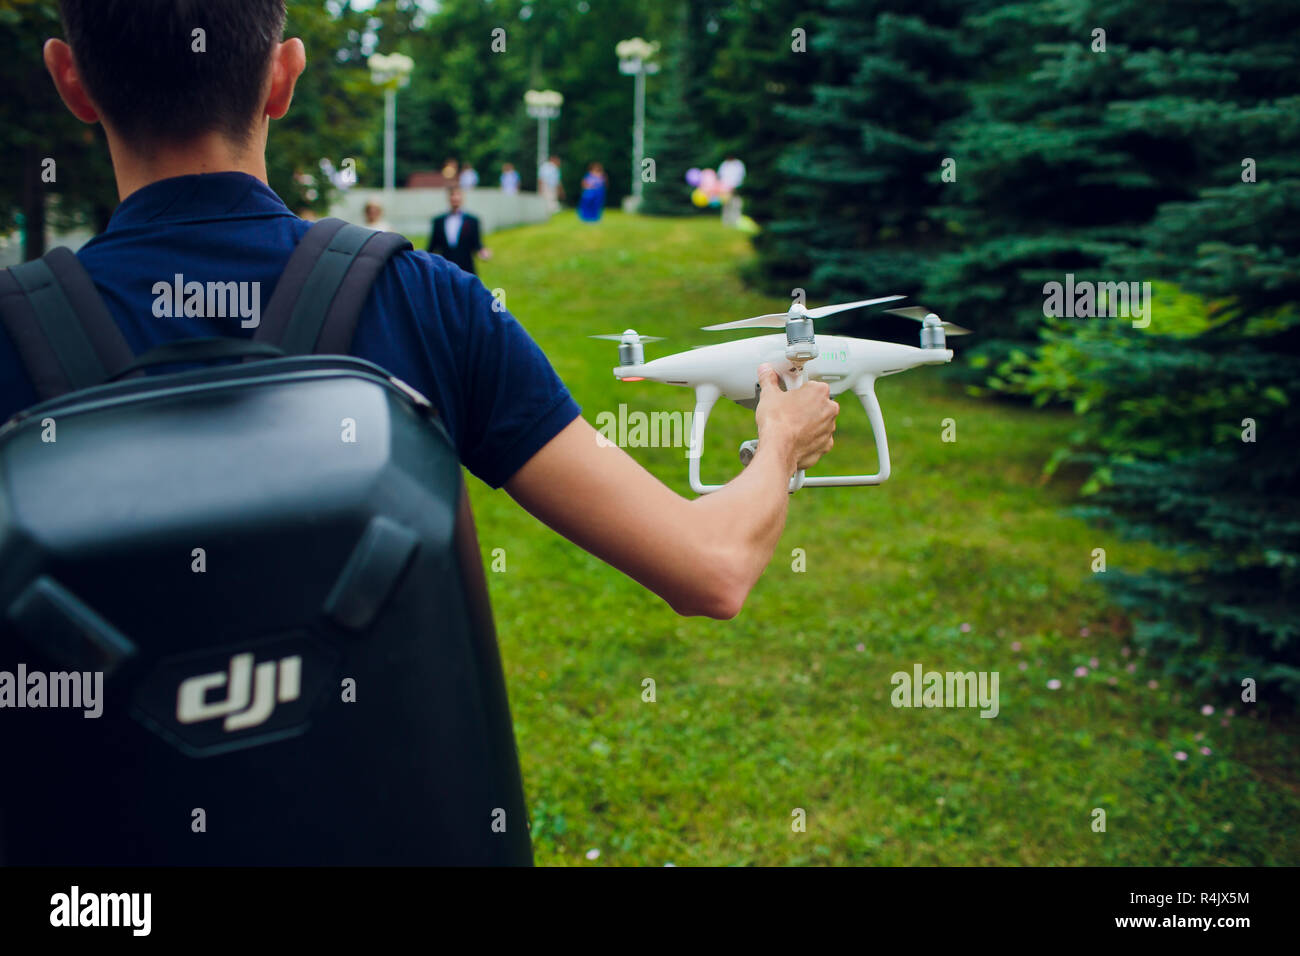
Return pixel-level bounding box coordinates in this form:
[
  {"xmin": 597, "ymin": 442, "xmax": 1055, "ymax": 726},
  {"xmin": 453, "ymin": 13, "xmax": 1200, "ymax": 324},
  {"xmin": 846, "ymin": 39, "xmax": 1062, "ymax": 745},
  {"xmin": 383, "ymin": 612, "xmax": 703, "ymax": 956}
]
[{"xmin": 994, "ymin": 284, "xmax": 1300, "ymax": 706}]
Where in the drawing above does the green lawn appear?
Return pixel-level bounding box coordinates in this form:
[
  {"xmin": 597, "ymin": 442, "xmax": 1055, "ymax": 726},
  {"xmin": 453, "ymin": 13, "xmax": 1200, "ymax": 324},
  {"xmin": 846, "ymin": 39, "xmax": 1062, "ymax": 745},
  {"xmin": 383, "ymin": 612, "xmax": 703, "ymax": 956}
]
[{"xmin": 456, "ymin": 210, "xmax": 1300, "ymax": 866}]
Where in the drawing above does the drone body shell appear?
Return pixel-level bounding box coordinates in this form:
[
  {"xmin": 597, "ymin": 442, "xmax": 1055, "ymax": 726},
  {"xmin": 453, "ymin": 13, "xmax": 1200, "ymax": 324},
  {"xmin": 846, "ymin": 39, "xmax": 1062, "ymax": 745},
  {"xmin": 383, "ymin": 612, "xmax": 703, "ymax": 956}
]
[{"xmin": 614, "ymin": 333, "xmax": 952, "ymax": 402}]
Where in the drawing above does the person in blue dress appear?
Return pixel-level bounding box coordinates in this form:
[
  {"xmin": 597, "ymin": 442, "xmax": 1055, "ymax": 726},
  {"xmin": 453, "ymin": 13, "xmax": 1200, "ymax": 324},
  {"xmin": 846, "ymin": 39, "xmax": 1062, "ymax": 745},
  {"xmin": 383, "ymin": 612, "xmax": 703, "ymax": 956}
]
[{"xmin": 577, "ymin": 162, "xmax": 607, "ymax": 222}]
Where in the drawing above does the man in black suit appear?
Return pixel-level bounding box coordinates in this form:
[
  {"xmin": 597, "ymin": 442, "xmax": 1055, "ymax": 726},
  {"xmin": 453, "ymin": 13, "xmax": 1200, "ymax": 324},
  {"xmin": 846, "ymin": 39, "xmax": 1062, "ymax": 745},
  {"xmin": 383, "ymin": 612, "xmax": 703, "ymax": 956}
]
[{"xmin": 428, "ymin": 185, "xmax": 491, "ymax": 275}]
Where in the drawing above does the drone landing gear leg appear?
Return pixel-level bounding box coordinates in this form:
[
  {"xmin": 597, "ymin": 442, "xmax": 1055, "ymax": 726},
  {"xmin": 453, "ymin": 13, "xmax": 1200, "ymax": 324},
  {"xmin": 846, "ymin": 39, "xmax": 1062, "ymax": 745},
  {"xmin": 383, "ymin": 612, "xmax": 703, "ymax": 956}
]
[
  {"xmin": 854, "ymin": 376, "xmax": 892, "ymax": 483},
  {"xmin": 688, "ymin": 385, "xmax": 726, "ymax": 495},
  {"xmin": 799, "ymin": 375, "xmax": 892, "ymax": 487}
]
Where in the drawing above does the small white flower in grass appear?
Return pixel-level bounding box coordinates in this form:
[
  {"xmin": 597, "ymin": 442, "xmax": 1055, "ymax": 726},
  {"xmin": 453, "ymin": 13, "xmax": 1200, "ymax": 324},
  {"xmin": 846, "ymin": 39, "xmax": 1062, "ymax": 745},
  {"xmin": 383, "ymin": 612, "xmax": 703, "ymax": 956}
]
[
  {"xmin": 1089, "ymin": 657, "xmax": 1099, "ymax": 668},
  {"xmin": 1225, "ymin": 707, "xmax": 1235, "ymax": 717},
  {"xmin": 1121, "ymin": 646, "xmax": 1131, "ymax": 658},
  {"xmin": 1018, "ymin": 661, "xmax": 1028, "ymax": 671},
  {"xmin": 1079, "ymin": 627, "xmax": 1090, "ymax": 637},
  {"xmin": 1074, "ymin": 666, "xmax": 1088, "ymax": 677},
  {"xmin": 960, "ymin": 622, "xmax": 971, "ymax": 633},
  {"xmin": 1201, "ymin": 705, "xmax": 1214, "ymax": 716},
  {"xmin": 1174, "ymin": 751, "xmax": 1188, "ymax": 761},
  {"xmin": 1046, "ymin": 679, "xmax": 1062, "ymax": 690},
  {"xmin": 664, "ymin": 862, "xmax": 676, "ymax": 867},
  {"xmin": 1147, "ymin": 679, "xmax": 1158, "ymax": 690},
  {"xmin": 1011, "ymin": 641, "xmax": 1022, "ymax": 652},
  {"xmin": 855, "ymin": 643, "xmax": 865, "ymax": 653},
  {"xmin": 1195, "ymin": 732, "xmax": 1204, "ymax": 741},
  {"xmin": 586, "ymin": 848, "xmax": 600, "ymax": 861},
  {"xmin": 1220, "ymin": 718, "xmax": 1230, "ymax": 727},
  {"xmin": 1126, "ymin": 663, "xmax": 1137, "ymax": 673},
  {"xmin": 1200, "ymin": 747, "xmax": 1212, "ymax": 756},
  {"xmin": 1106, "ymin": 676, "xmax": 1118, "ymax": 686}
]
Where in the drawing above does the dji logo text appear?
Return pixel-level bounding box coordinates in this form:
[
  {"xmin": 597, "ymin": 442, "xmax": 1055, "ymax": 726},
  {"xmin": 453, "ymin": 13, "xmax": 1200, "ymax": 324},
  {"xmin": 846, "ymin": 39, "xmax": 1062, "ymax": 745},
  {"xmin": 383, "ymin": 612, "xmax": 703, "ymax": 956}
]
[{"xmin": 177, "ymin": 652, "xmax": 301, "ymax": 732}]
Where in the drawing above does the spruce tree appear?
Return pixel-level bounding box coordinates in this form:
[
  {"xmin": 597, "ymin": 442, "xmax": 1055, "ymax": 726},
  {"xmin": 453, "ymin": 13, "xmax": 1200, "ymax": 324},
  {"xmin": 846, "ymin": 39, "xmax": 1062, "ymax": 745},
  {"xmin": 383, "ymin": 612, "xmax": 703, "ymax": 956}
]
[
  {"xmin": 704, "ymin": 0, "xmax": 825, "ymax": 231},
  {"xmin": 984, "ymin": 0, "xmax": 1300, "ymax": 704},
  {"xmin": 754, "ymin": 0, "xmax": 977, "ymax": 311},
  {"xmin": 1085, "ymin": 0, "xmax": 1300, "ymax": 705},
  {"xmin": 639, "ymin": 0, "xmax": 714, "ymax": 216}
]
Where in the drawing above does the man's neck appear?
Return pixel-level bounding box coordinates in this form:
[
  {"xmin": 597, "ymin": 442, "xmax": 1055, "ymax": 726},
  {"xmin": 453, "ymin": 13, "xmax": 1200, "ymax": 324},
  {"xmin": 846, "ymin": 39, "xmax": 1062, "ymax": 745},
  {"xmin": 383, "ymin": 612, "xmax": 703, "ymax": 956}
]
[{"xmin": 105, "ymin": 125, "xmax": 269, "ymax": 202}]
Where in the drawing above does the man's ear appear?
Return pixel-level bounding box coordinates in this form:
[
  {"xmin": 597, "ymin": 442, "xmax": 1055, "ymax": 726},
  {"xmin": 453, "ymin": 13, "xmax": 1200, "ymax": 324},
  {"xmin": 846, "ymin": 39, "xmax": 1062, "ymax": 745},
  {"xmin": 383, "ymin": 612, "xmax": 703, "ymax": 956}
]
[
  {"xmin": 43, "ymin": 39, "xmax": 100, "ymax": 124},
  {"xmin": 265, "ymin": 38, "xmax": 306, "ymax": 121}
]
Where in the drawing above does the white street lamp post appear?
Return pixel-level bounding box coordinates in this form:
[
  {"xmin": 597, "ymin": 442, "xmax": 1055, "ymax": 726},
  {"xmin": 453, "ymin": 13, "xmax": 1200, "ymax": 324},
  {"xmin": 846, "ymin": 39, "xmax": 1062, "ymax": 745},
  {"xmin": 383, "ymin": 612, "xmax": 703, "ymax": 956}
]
[
  {"xmin": 525, "ymin": 89, "xmax": 564, "ymax": 180},
  {"xmin": 617, "ymin": 38, "xmax": 660, "ymax": 213},
  {"xmin": 369, "ymin": 53, "xmax": 415, "ymax": 198}
]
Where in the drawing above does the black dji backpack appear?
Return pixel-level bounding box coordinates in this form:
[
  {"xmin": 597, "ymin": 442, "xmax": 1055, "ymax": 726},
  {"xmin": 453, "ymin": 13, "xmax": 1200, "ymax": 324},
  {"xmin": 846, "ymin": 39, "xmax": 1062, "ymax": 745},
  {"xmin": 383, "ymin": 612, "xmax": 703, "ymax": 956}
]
[{"xmin": 0, "ymin": 219, "xmax": 532, "ymax": 865}]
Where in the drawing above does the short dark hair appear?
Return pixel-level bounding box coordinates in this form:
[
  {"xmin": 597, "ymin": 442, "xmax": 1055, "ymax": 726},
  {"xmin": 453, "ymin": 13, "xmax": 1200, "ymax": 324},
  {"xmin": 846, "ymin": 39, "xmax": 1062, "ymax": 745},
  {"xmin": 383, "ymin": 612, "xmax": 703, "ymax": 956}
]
[{"xmin": 57, "ymin": 0, "xmax": 286, "ymax": 148}]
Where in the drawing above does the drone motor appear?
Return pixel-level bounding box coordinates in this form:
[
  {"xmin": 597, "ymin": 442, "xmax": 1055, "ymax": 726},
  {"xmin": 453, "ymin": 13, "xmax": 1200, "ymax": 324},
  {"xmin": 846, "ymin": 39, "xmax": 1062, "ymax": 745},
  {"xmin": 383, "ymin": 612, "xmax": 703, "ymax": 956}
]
[
  {"xmin": 590, "ymin": 329, "xmax": 664, "ymax": 369},
  {"xmin": 882, "ymin": 306, "xmax": 973, "ymax": 349}
]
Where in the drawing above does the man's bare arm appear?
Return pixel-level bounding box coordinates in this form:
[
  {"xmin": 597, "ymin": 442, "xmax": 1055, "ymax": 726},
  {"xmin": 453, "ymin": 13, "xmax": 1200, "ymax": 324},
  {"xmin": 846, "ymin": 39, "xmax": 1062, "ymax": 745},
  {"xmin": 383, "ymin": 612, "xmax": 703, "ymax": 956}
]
[{"xmin": 504, "ymin": 365, "xmax": 838, "ymax": 619}]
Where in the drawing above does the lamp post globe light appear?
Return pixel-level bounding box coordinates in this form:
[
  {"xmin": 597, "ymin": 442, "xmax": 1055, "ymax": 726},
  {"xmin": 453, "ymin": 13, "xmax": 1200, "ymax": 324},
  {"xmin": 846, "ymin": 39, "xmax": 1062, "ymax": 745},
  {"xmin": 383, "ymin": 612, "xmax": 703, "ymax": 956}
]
[
  {"xmin": 368, "ymin": 52, "xmax": 415, "ymax": 197},
  {"xmin": 525, "ymin": 89, "xmax": 564, "ymax": 179},
  {"xmin": 616, "ymin": 38, "xmax": 660, "ymax": 213}
]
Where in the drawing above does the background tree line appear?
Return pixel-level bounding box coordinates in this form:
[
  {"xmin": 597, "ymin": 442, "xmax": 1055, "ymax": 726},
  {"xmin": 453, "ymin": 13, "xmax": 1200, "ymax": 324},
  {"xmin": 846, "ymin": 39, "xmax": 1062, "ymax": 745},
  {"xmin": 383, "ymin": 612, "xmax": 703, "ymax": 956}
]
[{"xmin": 732, "ymin": 0, "xmax": 1300, "ymax": 707}]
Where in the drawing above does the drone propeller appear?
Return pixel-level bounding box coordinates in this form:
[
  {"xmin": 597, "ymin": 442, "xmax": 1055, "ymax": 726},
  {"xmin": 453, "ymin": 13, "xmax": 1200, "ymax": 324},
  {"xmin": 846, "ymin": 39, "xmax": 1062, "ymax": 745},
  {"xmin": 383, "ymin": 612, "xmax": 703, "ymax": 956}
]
[
  {"xmin": 702, "ymin": 295, "xmax": 905, "ymax": 331},
  {"xmin": 589, "ymin": 332, "xmax": 665, "ymax": 343},
  {"xmin": 883, "ymin": 306, "xmax": 973, "ymax": 335},
  {"xmin": 702, "ymin": 312, "xmax": 789, "ymax": 330},
  {"xmin": 804, "ymin": 296, "xmax": 906, "ymax": 319}
]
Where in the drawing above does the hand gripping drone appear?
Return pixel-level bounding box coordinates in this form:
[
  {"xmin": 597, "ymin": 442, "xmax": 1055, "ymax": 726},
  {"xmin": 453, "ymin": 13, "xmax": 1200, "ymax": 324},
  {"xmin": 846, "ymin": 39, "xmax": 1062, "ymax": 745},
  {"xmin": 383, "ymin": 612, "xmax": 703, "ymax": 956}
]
[{"xmin": 592, "ymin": 298, "xmax": 971, "ymax": 494}]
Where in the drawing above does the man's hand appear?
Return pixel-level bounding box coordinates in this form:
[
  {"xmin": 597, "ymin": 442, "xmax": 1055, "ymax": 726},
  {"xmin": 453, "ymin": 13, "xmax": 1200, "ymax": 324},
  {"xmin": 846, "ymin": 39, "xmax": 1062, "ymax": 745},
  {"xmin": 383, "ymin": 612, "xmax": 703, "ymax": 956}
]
[
  {"xmin": 754, "ymin": 363, "xmax": 839, "ymax": 473},
  {"xmin": 477, "ymin": 247, "xmax": 493, "ymax": 261}
]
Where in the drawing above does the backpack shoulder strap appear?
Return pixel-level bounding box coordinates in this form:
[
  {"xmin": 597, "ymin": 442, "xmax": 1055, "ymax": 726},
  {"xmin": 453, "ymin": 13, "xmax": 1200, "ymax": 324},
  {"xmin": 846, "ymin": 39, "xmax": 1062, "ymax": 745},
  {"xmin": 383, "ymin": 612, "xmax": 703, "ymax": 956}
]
[
  {"xmin": 0, "ymin": 247, "xmax": 136, "ymax": 402},
  {"xmin": 255, "ymin": 217, "xmax": 413, "ymax": 355}
]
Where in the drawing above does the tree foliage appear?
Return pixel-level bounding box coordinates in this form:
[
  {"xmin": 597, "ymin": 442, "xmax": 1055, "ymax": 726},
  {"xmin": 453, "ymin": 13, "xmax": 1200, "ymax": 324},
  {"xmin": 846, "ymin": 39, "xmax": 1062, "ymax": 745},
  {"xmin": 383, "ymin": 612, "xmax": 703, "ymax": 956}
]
[
  {"xmin": 967, "ymin": 0, "xmax": 1300, "ymax": 706},
  {"xmin": 754, "ymin": 0, "xmax": 1300, "ymax": 704},
  {"xmin": 760, "ymin": 0, "xmax": 976, "ymax": 307},
  {"xmin": 0, "ymin": 0, "xmax": 116, "ymax": 259}
]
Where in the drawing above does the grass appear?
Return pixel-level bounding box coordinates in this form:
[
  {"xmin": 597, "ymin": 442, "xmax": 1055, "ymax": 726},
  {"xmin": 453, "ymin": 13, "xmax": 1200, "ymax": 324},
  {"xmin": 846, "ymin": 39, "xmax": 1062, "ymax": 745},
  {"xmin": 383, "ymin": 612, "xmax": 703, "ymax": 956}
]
[{"xmin": 445, "ymin": 209, "xmax": 1300, "ymax": 866}]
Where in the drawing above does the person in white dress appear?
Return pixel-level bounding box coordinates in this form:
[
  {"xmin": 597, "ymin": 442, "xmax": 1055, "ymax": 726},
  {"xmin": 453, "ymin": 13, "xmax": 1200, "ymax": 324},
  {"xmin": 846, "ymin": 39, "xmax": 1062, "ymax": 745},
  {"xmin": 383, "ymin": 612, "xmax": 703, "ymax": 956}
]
[
  {"xmin": 500, "ymin": 162, "xmax": 520, "ymax": 195},
  {"xmin": 718, "ymin": 155, "xmax": 746, "ymax": 226},
  {"xmin": 538, "ymin": 156, "xmax": 562, "ymax": 214}
]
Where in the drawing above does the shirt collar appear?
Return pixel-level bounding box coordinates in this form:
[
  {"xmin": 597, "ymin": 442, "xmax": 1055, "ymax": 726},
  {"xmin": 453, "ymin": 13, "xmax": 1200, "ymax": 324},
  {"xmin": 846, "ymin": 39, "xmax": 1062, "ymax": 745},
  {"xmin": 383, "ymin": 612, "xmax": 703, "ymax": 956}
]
[{"xmin": 104, "ymin": 172, "xmax": 293, "ymax": 232}]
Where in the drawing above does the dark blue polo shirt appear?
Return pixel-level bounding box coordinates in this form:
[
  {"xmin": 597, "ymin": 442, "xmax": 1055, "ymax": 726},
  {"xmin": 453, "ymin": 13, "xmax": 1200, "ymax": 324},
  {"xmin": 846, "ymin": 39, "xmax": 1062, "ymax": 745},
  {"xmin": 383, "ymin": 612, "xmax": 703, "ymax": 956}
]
[{"xmin": 0, "ymin": 172, "xmax": 580, "ymax": 488}]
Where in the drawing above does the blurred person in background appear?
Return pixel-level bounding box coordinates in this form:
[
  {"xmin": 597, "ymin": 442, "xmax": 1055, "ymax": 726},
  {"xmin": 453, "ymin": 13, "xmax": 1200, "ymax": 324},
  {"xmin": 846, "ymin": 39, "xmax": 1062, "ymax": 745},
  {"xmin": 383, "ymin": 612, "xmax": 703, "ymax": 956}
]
[
  {"xmin": 458, "ymin": 162, "xmax": 479, "ymax": 190},
  {"xmin": 428, "ymin": 185, "xmax": 490, "ymax": 275},
  {"xmin": 718, "ymin": 154, "xmax": 746, "ymax": 227},
  {"xmin": 500, "ymin": 162, "xmax": 520, "ymax": 195},
  {"xmin": 539, "ymin": 155, "xmax": 562, "ymax": 214},
  {"xmin": 363, "ymin": 200, "xmax": 391, "ymax": 232},
  {"xmin": 577, "ymin": 162, "xmax": 607, "ymax": 223}
]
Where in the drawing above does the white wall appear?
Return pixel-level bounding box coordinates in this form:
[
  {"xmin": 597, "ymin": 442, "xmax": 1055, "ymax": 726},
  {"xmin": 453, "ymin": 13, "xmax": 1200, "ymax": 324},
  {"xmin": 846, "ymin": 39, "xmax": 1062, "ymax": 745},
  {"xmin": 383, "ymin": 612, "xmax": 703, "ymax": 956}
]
[
  {"xmin": 328, "ymin": 187, "xmax": 551, "ymax": 241},
  {"xmin": 0, "ymin": 187, "xmax": 551, "ymax": 266}
]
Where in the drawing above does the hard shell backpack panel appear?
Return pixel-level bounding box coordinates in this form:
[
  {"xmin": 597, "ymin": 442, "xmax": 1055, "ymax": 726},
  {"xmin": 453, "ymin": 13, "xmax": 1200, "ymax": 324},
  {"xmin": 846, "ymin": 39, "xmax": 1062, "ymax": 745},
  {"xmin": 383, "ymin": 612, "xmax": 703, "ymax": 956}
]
[{"xmin": 0, "ymin": 219, "xmax": 533, "ymax": 865}]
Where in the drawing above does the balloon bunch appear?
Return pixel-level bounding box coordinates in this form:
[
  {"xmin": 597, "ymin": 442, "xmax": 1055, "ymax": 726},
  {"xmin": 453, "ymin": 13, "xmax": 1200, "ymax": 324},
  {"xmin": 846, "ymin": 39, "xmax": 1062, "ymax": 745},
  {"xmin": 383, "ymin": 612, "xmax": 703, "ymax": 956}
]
[{"xmin": 686, "ymin": 167, "xmax": 730, "ymax": 208}]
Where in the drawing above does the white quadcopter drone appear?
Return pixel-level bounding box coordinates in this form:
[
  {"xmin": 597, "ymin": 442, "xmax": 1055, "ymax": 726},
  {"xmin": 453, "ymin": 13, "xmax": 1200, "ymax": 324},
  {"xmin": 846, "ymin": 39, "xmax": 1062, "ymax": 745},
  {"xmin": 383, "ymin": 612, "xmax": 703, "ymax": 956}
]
[{"xmin": 592, "ymin": 297, "xmax": 970, "ymax": 493}]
